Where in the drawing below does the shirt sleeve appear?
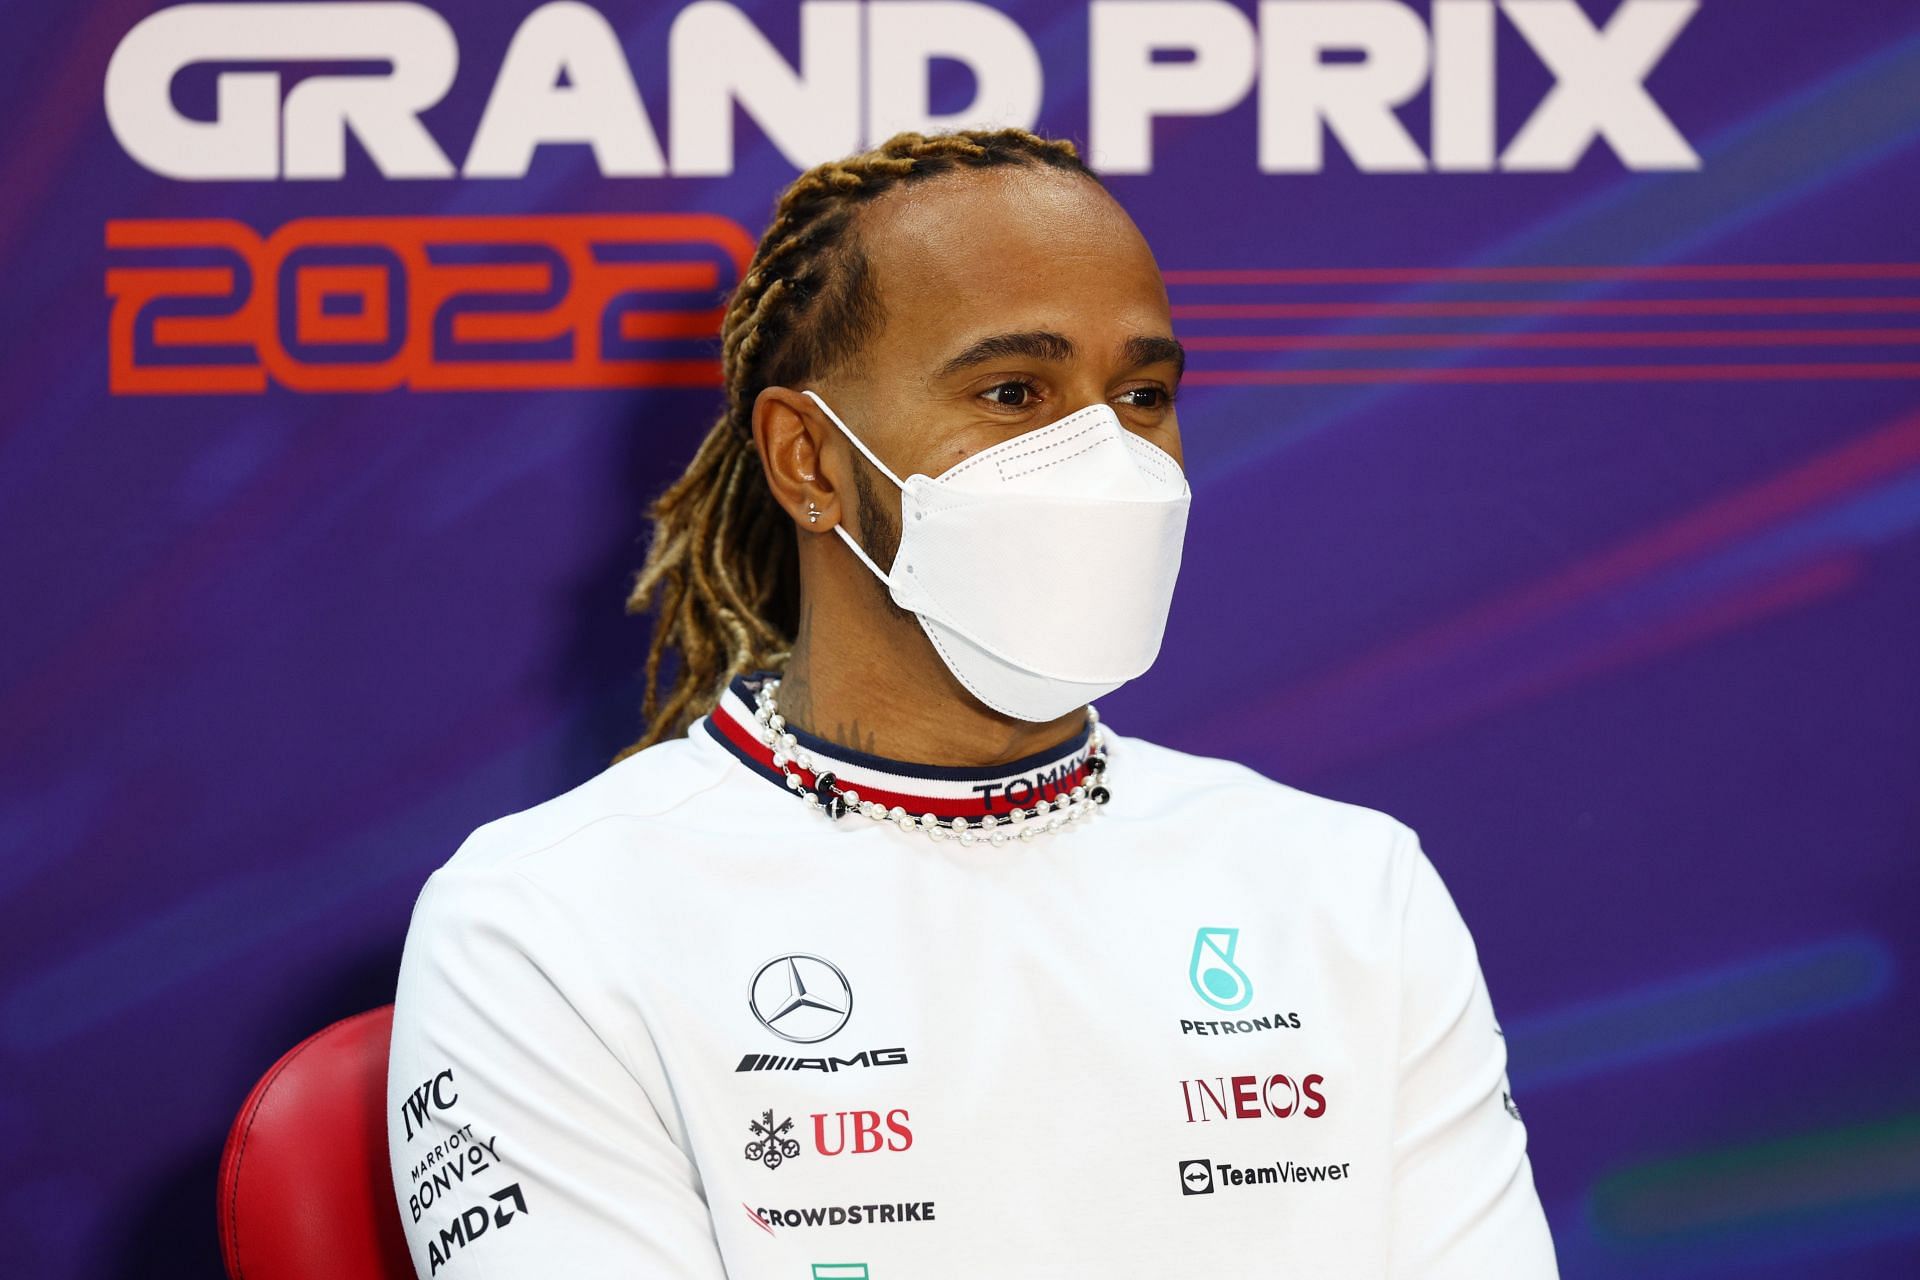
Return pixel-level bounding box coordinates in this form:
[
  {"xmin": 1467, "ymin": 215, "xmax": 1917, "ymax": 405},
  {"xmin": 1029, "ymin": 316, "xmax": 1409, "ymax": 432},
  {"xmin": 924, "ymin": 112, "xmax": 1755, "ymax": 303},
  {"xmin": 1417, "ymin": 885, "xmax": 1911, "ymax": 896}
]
[
  {"xmin": 1386, "ymin": 824, "xmax": 1559, "ymax": 1279},
  {"xmin": 385, "ymin": 861, "xmax": 730, "ymax": 1280}
]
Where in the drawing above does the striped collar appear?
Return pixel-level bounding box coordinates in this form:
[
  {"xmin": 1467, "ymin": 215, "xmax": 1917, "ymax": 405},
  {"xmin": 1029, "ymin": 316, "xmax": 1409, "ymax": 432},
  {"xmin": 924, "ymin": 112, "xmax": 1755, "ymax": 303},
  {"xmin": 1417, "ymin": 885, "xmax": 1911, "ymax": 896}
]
[{"xmin": 701, "ymin": 671, "xmax": 1095, "ymax": 822}]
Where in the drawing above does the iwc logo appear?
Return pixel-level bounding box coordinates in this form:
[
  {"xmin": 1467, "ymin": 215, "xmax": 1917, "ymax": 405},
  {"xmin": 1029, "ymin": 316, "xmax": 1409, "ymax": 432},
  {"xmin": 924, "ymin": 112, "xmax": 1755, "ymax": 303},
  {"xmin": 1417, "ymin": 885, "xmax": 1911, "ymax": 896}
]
[{"xmin": 751, "ymin": 954, "xmax": 853, "ymax": 1043}]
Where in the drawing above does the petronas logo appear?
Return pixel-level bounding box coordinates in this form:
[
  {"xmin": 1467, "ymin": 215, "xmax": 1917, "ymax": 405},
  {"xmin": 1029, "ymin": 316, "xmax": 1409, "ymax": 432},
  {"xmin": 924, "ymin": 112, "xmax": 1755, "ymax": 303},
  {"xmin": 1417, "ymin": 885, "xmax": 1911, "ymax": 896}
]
[{"xmin": 1189, "ymin": 927, "xmax": 1254, "ymax": 1011}]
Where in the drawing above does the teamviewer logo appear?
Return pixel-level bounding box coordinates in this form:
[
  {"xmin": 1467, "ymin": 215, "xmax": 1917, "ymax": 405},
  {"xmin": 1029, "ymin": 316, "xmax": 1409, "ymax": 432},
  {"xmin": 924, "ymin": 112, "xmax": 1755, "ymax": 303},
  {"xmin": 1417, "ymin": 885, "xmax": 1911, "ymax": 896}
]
[{"xmin": 1178, "ymin": 1158, "xmax": 1214, "ymax": 1195}]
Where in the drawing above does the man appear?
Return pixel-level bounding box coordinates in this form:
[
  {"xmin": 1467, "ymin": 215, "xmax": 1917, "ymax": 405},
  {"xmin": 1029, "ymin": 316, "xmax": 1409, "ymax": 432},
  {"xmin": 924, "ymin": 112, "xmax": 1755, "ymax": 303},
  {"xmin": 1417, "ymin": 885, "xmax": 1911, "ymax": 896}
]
[{"xmin": 386, "ymin": 128, "xmax": 1559, "ymax": 1279}]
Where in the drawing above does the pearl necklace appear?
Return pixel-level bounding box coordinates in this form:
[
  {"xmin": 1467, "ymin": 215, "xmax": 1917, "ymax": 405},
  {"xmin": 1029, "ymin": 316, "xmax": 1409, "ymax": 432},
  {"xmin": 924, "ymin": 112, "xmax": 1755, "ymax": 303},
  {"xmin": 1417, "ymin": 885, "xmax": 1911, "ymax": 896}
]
[{"xmin": 749, "ymin": 677, "xmax": 1111, "ymax": 845}]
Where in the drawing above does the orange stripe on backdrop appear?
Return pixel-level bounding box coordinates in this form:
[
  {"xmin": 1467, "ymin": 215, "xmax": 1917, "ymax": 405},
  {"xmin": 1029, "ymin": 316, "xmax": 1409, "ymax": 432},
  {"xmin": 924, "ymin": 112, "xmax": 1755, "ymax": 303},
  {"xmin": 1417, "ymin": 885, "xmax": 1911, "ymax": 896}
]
[{"xmin": 1168, "ymin": 263, "xmax": 1920, "ymax": 381}]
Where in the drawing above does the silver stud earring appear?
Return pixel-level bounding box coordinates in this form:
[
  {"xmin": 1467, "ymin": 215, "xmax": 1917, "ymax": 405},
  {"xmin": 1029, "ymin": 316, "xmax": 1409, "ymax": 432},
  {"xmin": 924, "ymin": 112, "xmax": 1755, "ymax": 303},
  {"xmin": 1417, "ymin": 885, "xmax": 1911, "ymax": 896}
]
[{"xmin": 806, "ymin": 501, "xmax": 821, "ymax": 524}]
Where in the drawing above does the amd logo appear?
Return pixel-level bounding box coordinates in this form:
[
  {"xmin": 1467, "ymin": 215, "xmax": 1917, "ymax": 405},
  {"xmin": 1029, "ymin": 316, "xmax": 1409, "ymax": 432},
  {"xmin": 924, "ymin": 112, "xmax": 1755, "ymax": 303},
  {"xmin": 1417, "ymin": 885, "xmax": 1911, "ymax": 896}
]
[
  {"xmin": 398, "ymin": 1067, "xmax": 460, "ymax": 1142},
  {"xmin": 426, "ymin": 1183, "xmax": 530, "ymax": 1276},
  {"xmin": 104, "ymin": 1, "xmax": 1700, "ymax": 181}
]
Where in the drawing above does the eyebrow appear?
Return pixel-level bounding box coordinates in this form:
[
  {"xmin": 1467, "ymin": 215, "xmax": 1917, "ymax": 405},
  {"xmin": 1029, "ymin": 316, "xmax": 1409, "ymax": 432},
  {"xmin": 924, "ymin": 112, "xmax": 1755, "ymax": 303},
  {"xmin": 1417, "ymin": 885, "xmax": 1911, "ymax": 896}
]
[
  {"xmin": 1123, "ymin": 334, "xmax": 1186, "ymax": 381},
  {"xmin": 933, "ymin": 330, "xmax": 1187, "ymax": 381},
  {"xmin": 935, "ymin": 330, "xmax": 1074, "ymax": 379}
]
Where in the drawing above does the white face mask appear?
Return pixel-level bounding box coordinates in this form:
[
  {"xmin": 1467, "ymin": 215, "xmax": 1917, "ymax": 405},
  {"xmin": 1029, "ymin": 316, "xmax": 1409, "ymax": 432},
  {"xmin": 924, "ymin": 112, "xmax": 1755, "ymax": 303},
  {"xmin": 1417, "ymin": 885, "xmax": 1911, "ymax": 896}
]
[{"xmin": 801, "ymin": 389, "xmax": 1192, "ymax": 722}]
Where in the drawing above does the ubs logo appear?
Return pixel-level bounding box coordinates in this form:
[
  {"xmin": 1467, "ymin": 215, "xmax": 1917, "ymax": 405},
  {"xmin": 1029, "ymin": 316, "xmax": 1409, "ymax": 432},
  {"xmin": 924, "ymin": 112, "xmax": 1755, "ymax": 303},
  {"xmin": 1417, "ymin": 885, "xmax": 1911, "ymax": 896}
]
[
  {"xmin": 747, "ymin": 1108, "xmax": 915, "ymax": 1171},
  {"xmin": 814, "ymin": 1109, "xmax": 913, "ymax": 1156},
  {"xmin": 746, "ymin": 1110, "xmax": 802, "ymax": 1170}
]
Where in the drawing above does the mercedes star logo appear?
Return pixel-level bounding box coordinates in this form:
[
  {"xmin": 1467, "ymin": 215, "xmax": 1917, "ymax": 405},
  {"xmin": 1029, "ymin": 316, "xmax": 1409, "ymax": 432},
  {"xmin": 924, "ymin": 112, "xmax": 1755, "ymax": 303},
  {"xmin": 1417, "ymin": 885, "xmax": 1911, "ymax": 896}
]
[{"xmin": 749, "ymin": 953, "xmax": 853, "ymax": 1044}]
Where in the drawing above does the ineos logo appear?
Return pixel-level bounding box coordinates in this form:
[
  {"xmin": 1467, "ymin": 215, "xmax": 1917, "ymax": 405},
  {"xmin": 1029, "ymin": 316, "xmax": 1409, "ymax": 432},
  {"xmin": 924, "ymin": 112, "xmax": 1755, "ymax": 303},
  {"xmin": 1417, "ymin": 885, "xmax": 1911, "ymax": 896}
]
[{"xmin": 1179, "ymin": 1072, "xmax": 1328, "ymax": 1123}]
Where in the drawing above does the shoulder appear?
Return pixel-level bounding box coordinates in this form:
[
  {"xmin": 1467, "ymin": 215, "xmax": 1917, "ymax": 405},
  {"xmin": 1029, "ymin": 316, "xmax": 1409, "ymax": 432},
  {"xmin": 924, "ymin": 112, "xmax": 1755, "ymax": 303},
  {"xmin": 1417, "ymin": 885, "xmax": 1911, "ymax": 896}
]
[
  {"xmin": 1109, "ymin": 728, "xmax": 1417, "ymax": 853},
  {"xmin": 436, "ymin": 731, "xmax": 732, "ymax": 880},
  {"xmin": 403, "ymin": 732, "xmax": 736, "ymax": 941},
  {"xmin": 1111, "ymin": 730, "xmax": 1478, "ymax": 966},
  {"xmin": 398, "ymin": 732, "xmax": 737, "ymax": 966}
]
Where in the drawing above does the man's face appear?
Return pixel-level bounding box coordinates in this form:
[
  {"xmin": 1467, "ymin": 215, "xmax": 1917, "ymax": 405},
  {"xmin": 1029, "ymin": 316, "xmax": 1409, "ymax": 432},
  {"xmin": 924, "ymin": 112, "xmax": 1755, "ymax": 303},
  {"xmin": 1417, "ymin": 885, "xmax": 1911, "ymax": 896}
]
[{"xmin": 819, "ymin": 166, "xmax": 1183, "ymax": 563}]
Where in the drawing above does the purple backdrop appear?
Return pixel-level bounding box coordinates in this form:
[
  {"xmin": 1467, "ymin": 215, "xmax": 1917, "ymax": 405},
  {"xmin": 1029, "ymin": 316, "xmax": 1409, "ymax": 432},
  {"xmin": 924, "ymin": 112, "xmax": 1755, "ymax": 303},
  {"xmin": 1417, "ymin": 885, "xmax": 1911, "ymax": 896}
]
[{"xmin": 2, "ymin": 1, "xmax": 1917, "ymax": 1276}]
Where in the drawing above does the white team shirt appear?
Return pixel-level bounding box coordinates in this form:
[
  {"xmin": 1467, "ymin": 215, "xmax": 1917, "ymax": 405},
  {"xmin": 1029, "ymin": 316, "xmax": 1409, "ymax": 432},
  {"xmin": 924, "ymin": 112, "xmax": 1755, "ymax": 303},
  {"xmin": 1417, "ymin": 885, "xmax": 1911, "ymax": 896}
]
[{"xmin": 386, "ymin": 673, "xmax": 1559, "ymax": 1279}]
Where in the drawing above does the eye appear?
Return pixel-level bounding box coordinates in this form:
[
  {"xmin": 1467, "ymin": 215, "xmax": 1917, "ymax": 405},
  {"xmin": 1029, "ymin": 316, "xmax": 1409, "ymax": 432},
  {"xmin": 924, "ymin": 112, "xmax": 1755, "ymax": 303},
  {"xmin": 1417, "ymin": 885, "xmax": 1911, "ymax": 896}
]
[
  {"xmin": 1118, "ymin": 386, "xmax": 1174, "ymax": 409},
  {"xmin": 982, "ymin": 379, "xmax": 1038, "ymax": 408}
]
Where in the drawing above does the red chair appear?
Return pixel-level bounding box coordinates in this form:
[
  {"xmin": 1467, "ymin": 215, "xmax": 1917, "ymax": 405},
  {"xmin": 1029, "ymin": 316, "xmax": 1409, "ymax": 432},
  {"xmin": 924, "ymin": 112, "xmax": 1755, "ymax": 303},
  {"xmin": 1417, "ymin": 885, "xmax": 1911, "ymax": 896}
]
[{"xmin": 218, "ymin": 1005, "xmax": 415, "ymax": 1280}]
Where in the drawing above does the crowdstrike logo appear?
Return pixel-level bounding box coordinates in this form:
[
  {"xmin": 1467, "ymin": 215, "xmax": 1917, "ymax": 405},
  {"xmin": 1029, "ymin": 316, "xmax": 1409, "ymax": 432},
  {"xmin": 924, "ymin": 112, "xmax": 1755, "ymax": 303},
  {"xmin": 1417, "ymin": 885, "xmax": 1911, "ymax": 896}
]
[{"xmin": 749, "ymin": 1201, "xmax": 938, "ymax": 1231}]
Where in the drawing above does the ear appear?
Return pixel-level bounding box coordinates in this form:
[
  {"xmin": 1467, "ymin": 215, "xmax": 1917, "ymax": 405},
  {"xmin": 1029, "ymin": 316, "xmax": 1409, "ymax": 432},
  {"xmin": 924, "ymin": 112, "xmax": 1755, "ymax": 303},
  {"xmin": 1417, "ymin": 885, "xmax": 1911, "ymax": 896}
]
[{"xmin": 753, "ymin": 385, "xmax": 839, "ymax": 533}]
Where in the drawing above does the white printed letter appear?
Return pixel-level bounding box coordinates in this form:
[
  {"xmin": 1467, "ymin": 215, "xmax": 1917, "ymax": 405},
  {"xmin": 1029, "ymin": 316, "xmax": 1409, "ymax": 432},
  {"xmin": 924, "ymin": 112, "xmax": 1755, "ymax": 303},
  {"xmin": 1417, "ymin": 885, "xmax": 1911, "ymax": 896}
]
[
  {"xmin": 1089, "ymin": 1, "xmax": 1257, "ymax": 175},
  {"xmin": 105, "ymin": 2, "xmax": 456, "ymax": 181},
  {"xmin": 1500, "ymin": 0, "xmax": 1699, "ymax": 171},
  {"xmin": 669, "ymin": 1, "xmax": 860, "ymax": 176},
  {"xmin": 1258, "ymin": 0, "xmax": 1430, "ymax": 173},
  {"xmin": 465, "ymin": 1, "xmax": 664, "ymax": 179},
  {"xmin": 866, "ymin": 1, "xmax": 1043, "ymax": 140},
  {"xmin": 1431, "ymin": 0, "xmax": 1496, "ymax": 171}
]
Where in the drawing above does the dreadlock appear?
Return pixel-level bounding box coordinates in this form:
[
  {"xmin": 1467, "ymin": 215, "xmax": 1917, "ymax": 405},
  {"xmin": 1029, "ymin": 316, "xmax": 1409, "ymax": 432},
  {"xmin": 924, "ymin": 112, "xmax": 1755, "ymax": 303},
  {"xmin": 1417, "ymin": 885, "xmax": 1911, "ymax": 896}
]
[{"xmin": 615, "ymin": 127, "xmax": 1097, "ymax": 760}]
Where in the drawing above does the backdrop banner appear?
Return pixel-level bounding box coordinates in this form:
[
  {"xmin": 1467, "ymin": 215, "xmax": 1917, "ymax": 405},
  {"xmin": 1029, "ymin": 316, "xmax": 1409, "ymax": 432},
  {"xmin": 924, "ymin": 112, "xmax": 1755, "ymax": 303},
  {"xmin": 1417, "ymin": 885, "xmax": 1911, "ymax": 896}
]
[{"xmin": 1, "ymin": 2, "xmax": 1917, "ymax": 1276}]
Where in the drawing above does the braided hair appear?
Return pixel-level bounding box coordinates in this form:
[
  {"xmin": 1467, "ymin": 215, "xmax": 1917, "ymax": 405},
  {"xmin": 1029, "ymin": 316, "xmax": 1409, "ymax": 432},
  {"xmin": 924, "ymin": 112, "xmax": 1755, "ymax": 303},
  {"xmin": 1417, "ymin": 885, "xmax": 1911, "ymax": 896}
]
[{"xmin": 615, "ymin": 128, "xmax": 1097, "ymax": 759}]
